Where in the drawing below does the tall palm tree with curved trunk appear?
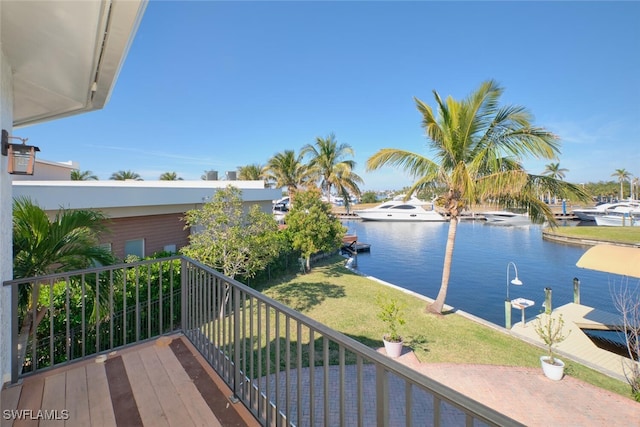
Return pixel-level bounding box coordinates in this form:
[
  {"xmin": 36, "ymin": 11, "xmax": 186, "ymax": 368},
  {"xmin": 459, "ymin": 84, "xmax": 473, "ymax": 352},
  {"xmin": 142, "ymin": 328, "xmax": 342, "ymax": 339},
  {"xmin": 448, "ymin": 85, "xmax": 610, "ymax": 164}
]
[
  {"xmin": 301, "ymin": 133, "xmax": 363, "ymax": 206},
  {"xmin": 159, "ymin": 171, "xmax": 183, "ymax": 180},
  {"xmin": 70, "ymin": 170, "xmax": 98, "ymax": 180},
  {"xmin": 110, "ymin": 170, "xmax": 142, "ymax": 181},
  {"xmin": 367, "ymin": 80, "xmax": 589, "ymax": 315},
  {"xmin": 264, "ymin": 150, "xmax": 312, "ymax": 196},
  {"xmin": 612, "ymin": 168, "xmax": 631, "ymax": 200}
]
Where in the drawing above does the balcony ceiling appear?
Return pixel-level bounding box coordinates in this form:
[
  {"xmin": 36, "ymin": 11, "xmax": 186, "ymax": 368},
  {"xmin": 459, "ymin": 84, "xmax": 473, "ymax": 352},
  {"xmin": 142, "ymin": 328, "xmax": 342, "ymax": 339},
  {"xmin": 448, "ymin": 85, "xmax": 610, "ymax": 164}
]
[{"xmin": 1, "ymin": 0, "xmax": 147, "ymax": 127}]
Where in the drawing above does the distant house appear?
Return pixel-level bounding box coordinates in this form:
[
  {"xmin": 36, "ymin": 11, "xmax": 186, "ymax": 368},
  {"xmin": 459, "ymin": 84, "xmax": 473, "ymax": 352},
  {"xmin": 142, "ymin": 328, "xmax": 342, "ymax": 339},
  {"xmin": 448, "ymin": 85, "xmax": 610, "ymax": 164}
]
[
  {"xmin": 13, "ymin": 178, "xmax": 281, "ymax": 260},
  {"xmin": 12, "ymin": 158, "xmax": 78, "ymax": 181}
]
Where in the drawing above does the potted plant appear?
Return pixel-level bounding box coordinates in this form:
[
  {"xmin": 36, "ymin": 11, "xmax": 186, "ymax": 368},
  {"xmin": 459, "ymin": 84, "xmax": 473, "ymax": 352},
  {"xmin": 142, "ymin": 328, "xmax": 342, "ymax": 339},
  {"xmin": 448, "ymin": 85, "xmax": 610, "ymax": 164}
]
[
  {"xmin": 377, "ymin": 296, "xmax": 406, "ymax": 358},
  {"xmin": 534, "ymin": 312, "xmax": 570, "ymax": 380}
]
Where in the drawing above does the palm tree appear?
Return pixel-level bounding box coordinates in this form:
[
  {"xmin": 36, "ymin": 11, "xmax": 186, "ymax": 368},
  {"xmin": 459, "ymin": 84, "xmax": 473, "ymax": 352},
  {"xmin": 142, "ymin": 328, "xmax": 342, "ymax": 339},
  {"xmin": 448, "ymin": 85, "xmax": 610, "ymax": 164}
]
[
  {"xmin": 611, "ymin": 168, "xmax": 631, "ymax": 201},
  {"xmin": 542, "ymin": 162, "xmax": 568, "ymax": 180},
  {"xmin": 110, "ymin": 170, "xmax": 142, "ymax": 181},
  {"xmin": 366, "ymin": 80, "xmax": 589, "ymax": 314},
  {"xmin": 159, "ymin": 171, "xmax": 183, "ymax": 180},
  {"xmin": 238, "ymin": 163, "xmax": 265, "ymax": 181},
  {"xmin": 632, "ymin": 176, "xmax": 639, "ymax": 200},
  {"xmin": 301, "ymin": 133, "xmax": 363, "ymax": 205},
  {"xmin": 13, "ymin": 197, "xmax": 115, "ymax": 367},
  {"xmin": 70, "ymin": 170, "xmax": 98, "ymax": 180},
  {"xmin": 542, "ymin": 163, "xmax": 569, "ymax": 203},
  {"xmin": 264, "ymin": 150, "xmax": 312, "ymax": 196}
]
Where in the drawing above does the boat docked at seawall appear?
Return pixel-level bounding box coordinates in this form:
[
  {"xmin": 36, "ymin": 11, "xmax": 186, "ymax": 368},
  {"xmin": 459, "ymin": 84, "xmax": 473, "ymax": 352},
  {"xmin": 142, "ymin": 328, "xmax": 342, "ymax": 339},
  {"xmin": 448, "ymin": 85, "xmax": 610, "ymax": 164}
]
[
  {"xmin": 353, "ymin": 196, "xmax": 446, "ymax": 222},
  {"xmin": 481, "ymin": 211, "xmax": 531, "ymax": 226},
  {"xmin": 594, "ymin": 206, "xmax": 640, "ymax": 227},
  {"xmin": 573, "ymin": 200, "xmax": 640, "ymax": 222}
]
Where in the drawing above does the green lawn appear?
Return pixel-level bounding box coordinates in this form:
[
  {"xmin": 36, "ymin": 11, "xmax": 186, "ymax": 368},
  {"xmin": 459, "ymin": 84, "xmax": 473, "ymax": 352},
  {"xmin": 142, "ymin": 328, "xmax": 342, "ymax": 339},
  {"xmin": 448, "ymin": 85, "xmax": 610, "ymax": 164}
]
[
  {"xmin": 256, "ymin": 256, "xmax": 633, "ymax": 399},
  {"xmin": 548, "ymin": 226, "xmax": 640, "ymax": 244}
]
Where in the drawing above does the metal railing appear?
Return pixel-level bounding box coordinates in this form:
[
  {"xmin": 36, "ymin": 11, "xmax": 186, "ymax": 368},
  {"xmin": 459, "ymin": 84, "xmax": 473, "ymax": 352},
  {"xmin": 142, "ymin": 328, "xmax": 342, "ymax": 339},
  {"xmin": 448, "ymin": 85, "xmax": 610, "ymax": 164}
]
[
  {"xmin": 5, "ymin": 256, "xmax": 182, "ymax": 381},
  {"xmin": 5, "ymin": 256, "xmax": 522, "ymax": 426}
]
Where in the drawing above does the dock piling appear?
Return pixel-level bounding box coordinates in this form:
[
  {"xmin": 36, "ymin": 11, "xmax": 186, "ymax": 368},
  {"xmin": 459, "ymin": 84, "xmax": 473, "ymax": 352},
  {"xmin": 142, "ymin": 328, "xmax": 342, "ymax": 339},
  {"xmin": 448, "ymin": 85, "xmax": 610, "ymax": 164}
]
[
  {"xmin": 544, "ymin": 287, "xmax": 553, "ymax": 314},
  {"xmin": 573, "ymin": 278, "xmax": 580, "ymax": 305}
]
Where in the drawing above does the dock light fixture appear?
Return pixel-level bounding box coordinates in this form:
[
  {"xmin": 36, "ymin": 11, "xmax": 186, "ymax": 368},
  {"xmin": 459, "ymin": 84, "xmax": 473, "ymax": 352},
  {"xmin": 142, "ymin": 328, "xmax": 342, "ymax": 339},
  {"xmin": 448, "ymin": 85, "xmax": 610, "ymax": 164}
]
[
  {"xmin": 505, "ymin": 261, "xmax": 523, "ymax": 329},
  {"xmin": 2, "ymin": 129, "xmax": 40, "ymax": 175}
]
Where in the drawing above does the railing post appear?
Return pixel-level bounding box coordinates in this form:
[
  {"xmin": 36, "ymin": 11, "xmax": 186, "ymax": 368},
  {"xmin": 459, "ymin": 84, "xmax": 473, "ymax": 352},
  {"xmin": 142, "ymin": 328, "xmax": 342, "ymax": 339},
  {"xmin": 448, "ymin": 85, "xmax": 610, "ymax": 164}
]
[
  {"xmin": 11, "ymin": 284, "xmax": 18, "ymax": 384},
  {"xmin": 376, "ymin": 365, "xmax": 389, "ymax": 427},
  {"xmin": 181, "ymin": 258, "xmax": 187, "ymax": 332},
  {"xmin": 233, "ymin": 285, "xmax": 241, "ymax": 400}
]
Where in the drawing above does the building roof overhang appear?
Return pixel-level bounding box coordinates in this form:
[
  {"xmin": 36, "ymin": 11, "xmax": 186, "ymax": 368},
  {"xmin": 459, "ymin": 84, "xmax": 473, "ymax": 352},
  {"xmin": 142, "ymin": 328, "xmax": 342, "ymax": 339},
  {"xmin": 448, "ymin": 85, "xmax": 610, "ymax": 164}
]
[
  {"xmin": 12, "ymin": 181, "xmax": 282, "ymax": 215},
  {"xmin": 2, "ymin": 0, "xmax": 147, "ymax": 127}
]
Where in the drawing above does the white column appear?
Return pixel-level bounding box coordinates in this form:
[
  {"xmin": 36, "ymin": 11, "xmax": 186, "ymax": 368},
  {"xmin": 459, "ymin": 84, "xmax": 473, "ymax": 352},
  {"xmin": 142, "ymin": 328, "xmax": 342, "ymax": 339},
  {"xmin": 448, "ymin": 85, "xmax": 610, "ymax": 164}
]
[{"xmin": 1, "ymin": 45, "xmax": 15, "ymax": 384}]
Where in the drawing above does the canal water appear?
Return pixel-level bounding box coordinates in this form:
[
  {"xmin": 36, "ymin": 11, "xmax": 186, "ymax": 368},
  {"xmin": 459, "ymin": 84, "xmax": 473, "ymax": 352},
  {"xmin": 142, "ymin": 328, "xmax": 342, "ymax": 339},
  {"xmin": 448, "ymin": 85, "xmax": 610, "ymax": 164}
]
[{"xmin": 341, "ymin": 220, "xmax": 632, "ymax": 327}]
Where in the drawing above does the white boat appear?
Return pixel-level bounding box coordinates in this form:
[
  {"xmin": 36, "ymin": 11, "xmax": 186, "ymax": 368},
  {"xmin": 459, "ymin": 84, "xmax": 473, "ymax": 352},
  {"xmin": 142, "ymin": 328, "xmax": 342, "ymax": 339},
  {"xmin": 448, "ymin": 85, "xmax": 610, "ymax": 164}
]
[
  {"xmin": 573, "ymin": 200, "xmax": 640, "ymax": 221},
  {"xmin": 481, "ymin": 211, "xmax": 531, "ymax": 226},
  {"xmin": 594, "ymin": 205, "xmax": 640, "ymax": 227},
  {"xmin": 353, "ymin": 196, "xmax": 446, "ymax": 222},
  {"xmin": 272, "ymin": 197, "xmax": 290, "ymax": 222}
]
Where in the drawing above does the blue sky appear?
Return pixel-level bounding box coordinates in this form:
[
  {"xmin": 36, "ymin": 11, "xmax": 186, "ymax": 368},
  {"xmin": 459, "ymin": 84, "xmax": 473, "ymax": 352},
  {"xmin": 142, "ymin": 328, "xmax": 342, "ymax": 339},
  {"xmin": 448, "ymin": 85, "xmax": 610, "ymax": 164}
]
[{"xmin": 21, "ymin": 1, "xmax": 640, "ymax": 191}]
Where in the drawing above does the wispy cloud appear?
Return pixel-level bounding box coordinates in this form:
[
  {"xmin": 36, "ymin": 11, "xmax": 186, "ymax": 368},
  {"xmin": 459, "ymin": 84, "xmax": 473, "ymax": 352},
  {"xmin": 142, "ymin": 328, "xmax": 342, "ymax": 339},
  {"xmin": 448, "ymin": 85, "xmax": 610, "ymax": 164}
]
[
  {"xmin": 85, "ymin": 144, "xmax": 220, "ymax": 166},
  {"xmin": 547, "ymin": 117, "xmax": 634, "ymax": 146}
]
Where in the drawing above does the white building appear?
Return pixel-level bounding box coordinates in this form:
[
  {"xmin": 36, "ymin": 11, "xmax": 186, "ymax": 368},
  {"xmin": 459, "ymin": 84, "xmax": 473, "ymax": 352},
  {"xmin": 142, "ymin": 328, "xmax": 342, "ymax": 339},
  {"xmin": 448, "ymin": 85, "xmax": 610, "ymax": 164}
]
[{"xmin": 13, "ymin": 179, "xmax": 280, "ymax": 259}]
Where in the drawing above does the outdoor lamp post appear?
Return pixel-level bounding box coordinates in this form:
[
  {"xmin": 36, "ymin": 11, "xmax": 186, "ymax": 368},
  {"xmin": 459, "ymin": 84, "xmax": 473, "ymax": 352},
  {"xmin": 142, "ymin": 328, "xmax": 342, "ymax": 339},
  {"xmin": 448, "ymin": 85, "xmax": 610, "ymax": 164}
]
[{"xmin": 505, "ymin": 261, "xmax": 523, "ymax": 329}]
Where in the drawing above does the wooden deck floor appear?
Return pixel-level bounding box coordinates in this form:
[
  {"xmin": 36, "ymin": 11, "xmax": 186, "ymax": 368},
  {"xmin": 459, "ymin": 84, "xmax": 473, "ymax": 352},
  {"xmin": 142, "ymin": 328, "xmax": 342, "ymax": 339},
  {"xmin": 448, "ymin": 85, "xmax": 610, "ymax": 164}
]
[
  {"xmin": 510, "ymin": 302, "xmax": 637, "ymax": 380},
  {"xmin": 1, "ymin": 335, "xmax": 259, "ymax": 427}
]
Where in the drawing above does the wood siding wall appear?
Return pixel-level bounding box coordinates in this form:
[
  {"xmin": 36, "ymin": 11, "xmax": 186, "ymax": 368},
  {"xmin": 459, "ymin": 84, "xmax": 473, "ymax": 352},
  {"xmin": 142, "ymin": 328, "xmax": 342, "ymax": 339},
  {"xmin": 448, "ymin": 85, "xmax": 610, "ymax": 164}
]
[{"xmin": 100, "ymin": 213, "xmax": 189, "ymax": 260}]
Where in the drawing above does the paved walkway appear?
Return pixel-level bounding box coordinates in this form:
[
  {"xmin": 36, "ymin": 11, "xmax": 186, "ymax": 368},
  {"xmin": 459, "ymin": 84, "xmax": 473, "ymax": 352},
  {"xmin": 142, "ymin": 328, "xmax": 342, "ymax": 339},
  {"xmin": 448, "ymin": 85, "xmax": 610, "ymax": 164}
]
[
  {"xmin": 389, "ymin": 349, "xmax": 640, "ymax": 426},
  {"xmin": 259, "ymin": 347, "xmax": 639, "ymax": 426}
]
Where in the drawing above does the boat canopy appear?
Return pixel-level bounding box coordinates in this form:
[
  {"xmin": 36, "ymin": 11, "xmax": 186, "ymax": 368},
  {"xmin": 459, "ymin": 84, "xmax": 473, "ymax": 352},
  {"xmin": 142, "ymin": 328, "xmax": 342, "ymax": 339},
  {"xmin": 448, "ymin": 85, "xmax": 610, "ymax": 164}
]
[{"xmin": 576, "ymin": 244, "xmax": 640, "ymax": 278}]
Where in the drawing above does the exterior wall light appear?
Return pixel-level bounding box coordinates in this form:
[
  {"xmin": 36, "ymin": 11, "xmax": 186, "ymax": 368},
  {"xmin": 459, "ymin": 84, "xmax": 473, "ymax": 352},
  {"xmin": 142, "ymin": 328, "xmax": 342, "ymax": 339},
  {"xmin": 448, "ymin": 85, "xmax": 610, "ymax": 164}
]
[{"xmin": 2, "ymin": 129, "xmax": 40, "ymax": 175}]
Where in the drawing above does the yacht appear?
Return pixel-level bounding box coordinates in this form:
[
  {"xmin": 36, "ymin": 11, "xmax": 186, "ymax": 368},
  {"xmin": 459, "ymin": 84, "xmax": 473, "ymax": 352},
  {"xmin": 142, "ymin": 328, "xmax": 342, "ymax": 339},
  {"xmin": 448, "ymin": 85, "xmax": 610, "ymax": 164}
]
[
  {"xmin": 573, "ymin": 200, "xmax": 640, "ymax": 222},
  {"xmin": 481, "ymin": 211, "xmax": 531, "ymax": 226},
  {"xmin": 353, "ymin": 196, "xmax": 446, "ymax": 222},
  {"xmin": 594, "ymin": 205, "xmax": 640, "ymax": 227}
]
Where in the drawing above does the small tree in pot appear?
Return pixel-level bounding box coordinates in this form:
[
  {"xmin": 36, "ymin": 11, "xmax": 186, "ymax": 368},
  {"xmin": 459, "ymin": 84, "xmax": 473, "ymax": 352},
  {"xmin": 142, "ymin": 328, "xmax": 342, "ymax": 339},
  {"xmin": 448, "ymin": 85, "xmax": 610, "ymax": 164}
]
[
  {"xmin": 377, "ymin": 296, "xmax": 406, "ymax": 357},
  {"xmin": 534, "ymin": 312, "xmax": 570, "ymax": 380}
]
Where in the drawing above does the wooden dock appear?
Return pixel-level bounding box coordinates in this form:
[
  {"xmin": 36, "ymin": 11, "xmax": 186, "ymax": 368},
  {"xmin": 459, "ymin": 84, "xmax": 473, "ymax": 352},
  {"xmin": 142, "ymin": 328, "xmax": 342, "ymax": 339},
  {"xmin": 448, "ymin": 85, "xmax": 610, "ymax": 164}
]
[{"xmin": 510, "ymin": 303, "xmax": 635, "ymax": 381}]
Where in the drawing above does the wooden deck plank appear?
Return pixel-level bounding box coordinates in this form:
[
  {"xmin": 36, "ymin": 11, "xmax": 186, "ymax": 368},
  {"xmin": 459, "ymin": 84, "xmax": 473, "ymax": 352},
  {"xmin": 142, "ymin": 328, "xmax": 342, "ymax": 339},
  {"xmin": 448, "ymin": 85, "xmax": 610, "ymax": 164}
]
[
  {"xmin": 65, "ymin": 366, "xmax": 90, "ymax": 427},
  {"xmin": 121, "ymin": 351, "xmax": 169, "ymax": 427},
  {"xmin": 137, "ymin": 345, "xmax": 196, "ymax": 427},
  {"xmin": 1, "ymin": 384, "xmax": 23, "ymax": 427},
  {"xmin": 39, "ymin": 372, "xmax": 66, "ymax": 427},
  {"xmin": 14, "ymin": 376, "xmax": 44, "ymax": 427},
  {"xmin": 153, "ymin": 344, "xmax": 220, "ymax": 427},
  {"xmin": 171, "ymin": 337, "xmax": 261, "ymax": 427},
  {"xmin": 5, "ymin": 334, "xmax": 247, "ymax": 427},
  {"xmin": 104, "ymin": 356, "xmax": 142, "ymax": 427},
  {"xmin": 85, "ymin": 362, "xmax": 116, "ymax": 427}
]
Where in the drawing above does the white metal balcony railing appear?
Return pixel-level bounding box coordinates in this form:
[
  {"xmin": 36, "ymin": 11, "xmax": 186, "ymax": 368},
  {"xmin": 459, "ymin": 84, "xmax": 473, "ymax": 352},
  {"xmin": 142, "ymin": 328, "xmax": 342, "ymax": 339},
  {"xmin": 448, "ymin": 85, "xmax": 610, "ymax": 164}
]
[{"xmin": 4, "ymin": 256, "xmax": 522, "ymax": 427}]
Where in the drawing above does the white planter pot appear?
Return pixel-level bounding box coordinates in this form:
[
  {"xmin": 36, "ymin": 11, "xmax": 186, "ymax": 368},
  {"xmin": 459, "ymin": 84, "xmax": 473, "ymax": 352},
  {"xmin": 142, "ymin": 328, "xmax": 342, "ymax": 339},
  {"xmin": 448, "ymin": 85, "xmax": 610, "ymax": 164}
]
[
  {"xmin": 383, "ymin": 337, "xmax": 403, "ymax": 358},
  {"xmin": 540, "ymin": 356, "xmax": 565, "ymax": 381}
]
